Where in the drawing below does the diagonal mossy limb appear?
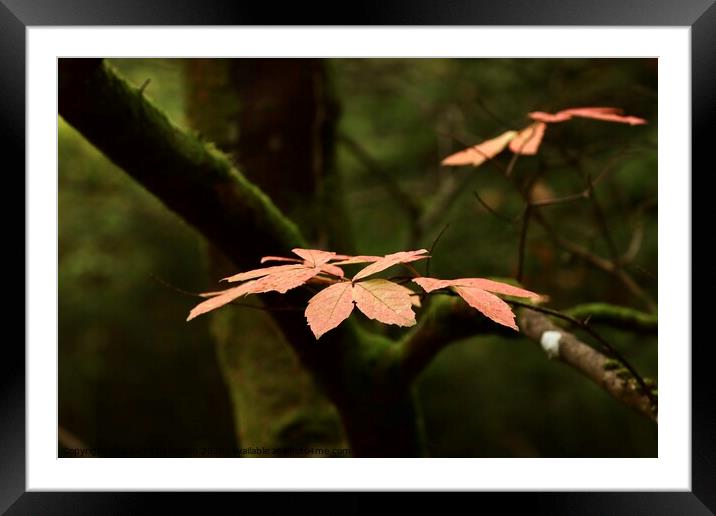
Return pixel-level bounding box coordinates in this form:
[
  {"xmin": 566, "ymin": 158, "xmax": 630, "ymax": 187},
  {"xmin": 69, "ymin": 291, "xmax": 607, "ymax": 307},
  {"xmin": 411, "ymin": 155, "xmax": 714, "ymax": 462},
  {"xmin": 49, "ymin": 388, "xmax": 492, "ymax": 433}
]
[{"xmin": 58, "ymin": 58, "xmax": 427, "ymax": 457}]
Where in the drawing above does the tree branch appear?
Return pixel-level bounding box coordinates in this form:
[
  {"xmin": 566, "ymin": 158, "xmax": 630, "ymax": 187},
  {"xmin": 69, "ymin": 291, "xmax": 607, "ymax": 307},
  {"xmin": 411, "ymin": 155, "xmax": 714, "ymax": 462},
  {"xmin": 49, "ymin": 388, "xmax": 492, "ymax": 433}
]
[
  {"xmin": 532, "ymin": 210, "xmax": 657, "ymax": 312},
  {"xmin": 517, "ymin": 308, "xmax": 657, "ymax": 423},
  {"xmin": 470, "ymin": 147, "xmax": 656, "ymax": 312},
  {"xmin": 59, "ymin": 59, "xmax": 305, "ymax": 269},
  {"xmin": 398, "ymin": 296, "xmax": 656, "ymax": 423},
  {"xmin": 338, "ymin": 131, "xmax": 421, "ymax": 221},
  {"xmin": 565, "ymin": 303, "xmax": 658, "ymax": 334},
  {"xmin": 398, "ymin": 296, "xmax": 514, "ymax": 383},
  {"xmin": 58, "ymin": 59, "xmax": 426, "ymax": 456}
]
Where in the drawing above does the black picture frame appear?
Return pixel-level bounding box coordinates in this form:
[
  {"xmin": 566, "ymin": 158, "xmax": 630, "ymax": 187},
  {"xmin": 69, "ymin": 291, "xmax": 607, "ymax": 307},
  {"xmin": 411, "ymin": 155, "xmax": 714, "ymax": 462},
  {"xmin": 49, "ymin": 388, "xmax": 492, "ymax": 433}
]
[{"xmin": 4, "ymin": 0, "xmax": 710, "ymax": 513}]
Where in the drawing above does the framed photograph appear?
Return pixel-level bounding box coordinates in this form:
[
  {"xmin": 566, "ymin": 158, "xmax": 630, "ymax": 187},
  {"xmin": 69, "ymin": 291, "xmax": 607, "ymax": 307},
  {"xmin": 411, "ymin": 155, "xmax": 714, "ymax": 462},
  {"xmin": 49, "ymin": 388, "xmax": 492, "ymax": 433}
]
[{"xmin": 5, "ymin": 0, "xmax": 710, "ymax": 512}]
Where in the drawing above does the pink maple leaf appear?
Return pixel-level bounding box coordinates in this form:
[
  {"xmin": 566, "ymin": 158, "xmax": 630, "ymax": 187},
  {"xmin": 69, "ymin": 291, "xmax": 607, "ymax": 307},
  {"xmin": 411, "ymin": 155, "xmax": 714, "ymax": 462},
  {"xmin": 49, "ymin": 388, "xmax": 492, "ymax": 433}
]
[
  {"xmin": 413, "ymin": 277, "xmax": 541, "ymax": 330},
  {"xmin": 222, "ymin": 248, "xmax": 344, "ymax": 285},
  {"xmin": 509, "ymin": 122, "xmax": 547, "ymax": 155},
  {"xmin": 187, "ymin": 248, "xmax": 346, "ymax": 321},
  {"xmin": 351, "ymin": 279, "xmax": 416, "ymax": 327},
  {"xmin": 352, "ymin": 249, "xmax": 429, "ymax": 281},
  {"xmin": 527, "ymin": 111, "xmax": 573, "ymax": 123},
  {"xmin": 440, "ymin": 124, "xmax": 546, "ymax": 168},
  {"xmin": 441, "ymin": 131, "xmax": 517, "ymax": 167},
  {"xmin": 305, "ymin": 281, "xmax": 355, "ymax": 339},
  {"xmin": 330, "ymin": 255, "xmax": 383, "ymax": 266},
  {"xmin": 186, "ymin": 280, "xmax": 259, "ymax": 321},
  {"xmin": 305, "ymin": 278, "xmax": 417, "ymax": 339},
  {"xmin": 441, "ymin": 105, "xmax": 645, "ymax": 168},
  {"xmin": 529, "ymin": 106, "xmax": 647, "ymax": 126}
]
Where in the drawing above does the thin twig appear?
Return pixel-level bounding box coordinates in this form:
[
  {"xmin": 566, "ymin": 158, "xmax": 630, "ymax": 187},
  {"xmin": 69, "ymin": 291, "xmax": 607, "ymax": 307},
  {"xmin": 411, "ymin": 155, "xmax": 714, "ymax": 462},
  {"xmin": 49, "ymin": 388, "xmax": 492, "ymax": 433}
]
[
  {"xmin": 151, "ymin": 274, "xmax": 209, "ymax": 298},
  {"xmin": 473, "ymin": 190, "xmax": 517, "ymax": 224},
  {"xmin": 418, "ymin": 170, "xmax": 473, "ymax": 238},
  {"xmin": 501, "ymin": 165, "xmax": 657, "ymax": 312},
  {"xmin": 151, "ymin": 275, "xmax": 303, "ymax": 312},
  {"xmin": 621, "ymin": 197, "xmax": 656, "ymax": 265},
  {"xmin": 474, "ymin": 95, "xmax": 516, "ymax": 129},
  {"xmin": 516, "ymin": 205, "xmax": 532, "ymax": 283},
  {"xmin": 591, "ymin": 147, "xmax": 637, "ymax": 186},
  {"xmin": 533, "ymin": 212, "xmax": 657, "ymax": 312},
  {"xmin": 505, "ymin": 151, "xmax": 521, "ymax": 179},
  {"xmin": 138, "ymin": 78, "xmax": 151, "ymax": 94},
  {"xmin": 505, "ymin": 122, "xmax": 538, "ymax": 178},
  {"xmin": 401, "ymin": 263, "xmax": 423, "ymax": 278},
  {"xmin": 338, "ymin": 131, "xmax": 421, "ymax": 219},
  {"xmin": 425, "ymin": 223, "xmax": 450, "ymax": 277},
  {"xmin": 529, "ymin": 190, "xmax": 589, "ymax": 208},
  {"xmin": 622, "ymin": 219, "xmax": 645, "ymax": 264},
  {"xmin": 584, "ymin": 171, "xmax": 620, "ymax": 261}
]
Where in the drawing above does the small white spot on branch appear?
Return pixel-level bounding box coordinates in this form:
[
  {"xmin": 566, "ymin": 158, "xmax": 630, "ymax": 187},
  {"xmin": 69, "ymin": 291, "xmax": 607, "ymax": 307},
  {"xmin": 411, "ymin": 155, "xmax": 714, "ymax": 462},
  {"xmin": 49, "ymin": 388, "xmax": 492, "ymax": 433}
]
[{"xmin": 540, "ymin": 330, "xmax": 562, "ymax": 359}]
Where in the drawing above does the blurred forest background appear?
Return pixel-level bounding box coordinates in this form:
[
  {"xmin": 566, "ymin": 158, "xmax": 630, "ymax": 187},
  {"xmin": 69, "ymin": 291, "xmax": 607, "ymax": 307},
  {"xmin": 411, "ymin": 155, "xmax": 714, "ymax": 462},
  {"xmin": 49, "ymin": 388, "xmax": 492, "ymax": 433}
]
[{"xmin": 59, "ymin": 58, "xmax": 657, "ymax": 457}]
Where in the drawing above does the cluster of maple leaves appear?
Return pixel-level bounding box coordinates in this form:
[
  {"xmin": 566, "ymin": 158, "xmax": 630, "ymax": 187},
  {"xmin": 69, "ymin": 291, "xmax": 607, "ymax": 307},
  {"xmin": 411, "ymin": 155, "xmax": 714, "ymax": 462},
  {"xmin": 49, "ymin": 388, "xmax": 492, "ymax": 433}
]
[
  {"xmin": 187, "ymin": 248, "xmax": 540, "ymax": 339},
  {"xmin": 188, "ymin": 106, "xmax": 646, "ymax": 339},
  {"xmin": 441, "ymin": 106, "xmax": 646, "ymax": 167}
]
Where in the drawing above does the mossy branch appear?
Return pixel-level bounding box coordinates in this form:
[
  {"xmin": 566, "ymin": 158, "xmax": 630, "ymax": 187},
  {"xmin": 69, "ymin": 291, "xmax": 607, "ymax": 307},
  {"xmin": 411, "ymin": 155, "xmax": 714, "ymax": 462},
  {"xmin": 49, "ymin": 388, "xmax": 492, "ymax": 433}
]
[
  {"xmin": 399, "ymin": 296, "xmax": 656, "ymax": 423},
  {"xmin": 59, "ymin": 59, "xmax": 306, "ymax": 268},
  {"xmin": 517, "ymin": 308, "xmax": 657, "ymax": 423},
  {"xmin": 58, "ymin": 59, "xmax": 426, "ymax": 456},
  {"xmin": 565, "ymin": 303, "xmax": 658, "ymax": 334},
  {"xmin": 399, "ymin": 295, "xmax": 514, "ymax": 382}
]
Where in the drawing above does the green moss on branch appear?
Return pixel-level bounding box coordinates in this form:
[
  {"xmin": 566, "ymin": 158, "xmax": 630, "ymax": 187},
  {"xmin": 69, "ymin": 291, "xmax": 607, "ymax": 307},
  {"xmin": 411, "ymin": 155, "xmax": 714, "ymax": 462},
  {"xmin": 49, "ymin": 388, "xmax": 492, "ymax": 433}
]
[
  {"xmin": 565, "ymin": 303, "xmax": 657, "ymax": 334},
  {"xmin": 59, "ymin": 59, "xmax": 305, "ymax": 268},
  {"xmin": 58, "ymin": 59, "xmax": 426, "ymax": 456},
  {"xmin": 399, "ymin": 295, "xmax": 513, "ymax": 382}
]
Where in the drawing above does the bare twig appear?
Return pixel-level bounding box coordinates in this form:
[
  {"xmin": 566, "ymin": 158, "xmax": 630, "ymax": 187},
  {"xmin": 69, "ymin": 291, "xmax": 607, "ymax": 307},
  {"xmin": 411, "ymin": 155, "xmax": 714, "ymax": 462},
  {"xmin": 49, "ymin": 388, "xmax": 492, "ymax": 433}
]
[
  {"xmin": 621, "ymin": 197, "xmax": 655, "ymax": 265},
  {"xmin": 516, "ymin": 205, "xmax": 532, "ymax": 282},
  {"xmin": 505, "ymin": 122, "xmax": 539, "ymax": 178},
  {"xmin": 505, "ymin": 150, "xmax": 521, "ymax": 179},
  {"xmin": 522, "ymin": 196, "xmax": 657, "ymax": 312},
  {"xmin": 474, "ymin": 95, "xmax": 516, "ymax": 129},
  {"xmin": 584, "ymin": 171, "xmax": 620, "ymax": 261},
  {"xmin": 622, "ymin": 219, "xmax": 645, "ymax": 264},
  {"xmin": 338, "ymin": 131, "xmax": 421, "ymax": 220},
  {"xmin": 138, "ymin": 78, "xmax": 151, "ymax": 94},
  {"xmin": 150, "ymin": 275, "xmax": 303, "ymax": 312},
  {"xmin": 529, "ymin": 190, "xmax": 589, "ymax": 208},
  {"xmin": 425, "ymin": 223, "xmax": 450, "ymax": 277},
  {"xmin": 476, "ymin": 143, "xmax": 656, "ymax": 312},
  {"xmin": 473, "ymin": 190, "xmax": 518, "ymax": 224},
  {"xmin": 417, "ymin": 171, "xmax": 473, "ymax": 238}
]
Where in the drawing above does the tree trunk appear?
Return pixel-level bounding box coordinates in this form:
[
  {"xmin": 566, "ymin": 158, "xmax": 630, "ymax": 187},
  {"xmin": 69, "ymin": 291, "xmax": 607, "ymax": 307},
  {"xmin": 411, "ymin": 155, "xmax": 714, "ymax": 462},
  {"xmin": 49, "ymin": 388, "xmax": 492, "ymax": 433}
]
[{"xmin": 184, "ymin": 58, "xmax": 349, "ymax": 455}]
